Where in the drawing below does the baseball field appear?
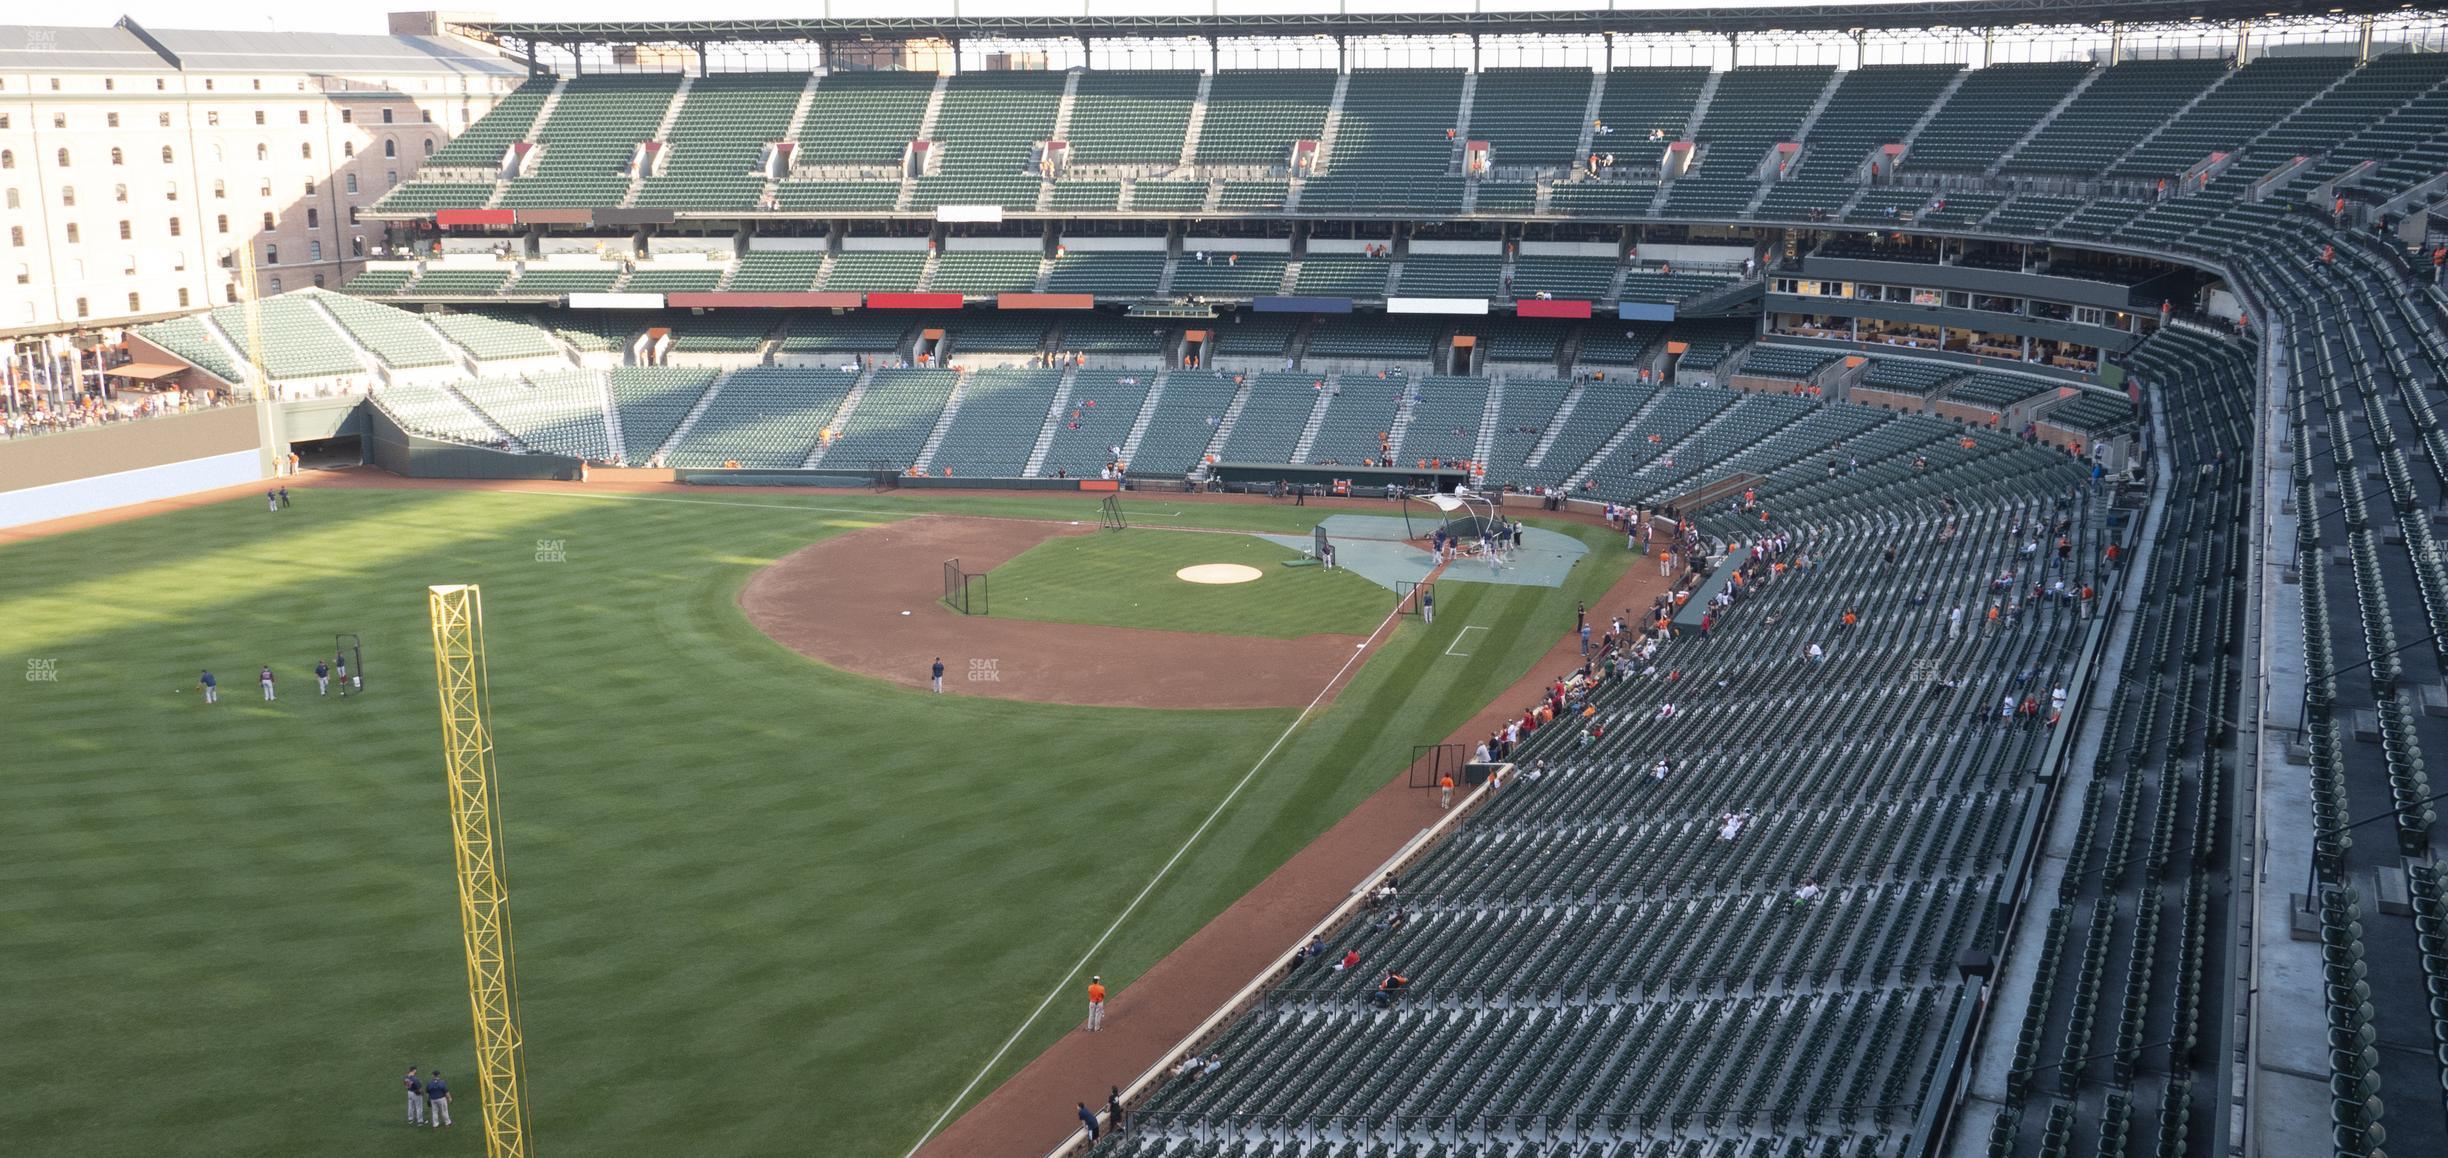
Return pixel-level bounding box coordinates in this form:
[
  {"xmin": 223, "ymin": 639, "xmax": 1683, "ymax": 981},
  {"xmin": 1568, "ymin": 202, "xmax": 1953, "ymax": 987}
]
[{"xmin": 0, "ymin": 482, "xmax": 1626, "ymax": 1157}]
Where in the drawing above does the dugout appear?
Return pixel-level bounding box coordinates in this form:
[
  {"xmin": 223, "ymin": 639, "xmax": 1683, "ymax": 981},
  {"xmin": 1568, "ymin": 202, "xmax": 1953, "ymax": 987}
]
[{"xmin": 1207, "ymin": 462, "xmax": 1469, "ymax": 494}]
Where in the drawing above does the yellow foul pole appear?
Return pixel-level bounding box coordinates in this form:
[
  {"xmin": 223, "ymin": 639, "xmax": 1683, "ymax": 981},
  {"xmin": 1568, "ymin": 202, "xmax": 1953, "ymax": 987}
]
[{"xmin": 426, "ymin": 584, "xmax": 534, "ymax": 1158}]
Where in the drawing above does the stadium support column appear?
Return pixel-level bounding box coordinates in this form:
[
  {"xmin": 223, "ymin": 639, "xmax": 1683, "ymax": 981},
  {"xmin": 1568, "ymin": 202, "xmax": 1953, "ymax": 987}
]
[
  {"xmin": 2106, "ymin": 24, "xmax": 2120, "ymax": 67},
  {"xmin": 427, "ymin": 584, "xmax": 534, "ymax": 1158},
  {"xmin": 2358, "ymin": 16, "xmax": 2375, "ymax": 64},
  {"xmin": 2235, "ymin": 20, "xmax": 2252, "ymax": 68},
  {"xmin": 1983, "ymin": 26, "xmax": 1996, "ymax": 67}
]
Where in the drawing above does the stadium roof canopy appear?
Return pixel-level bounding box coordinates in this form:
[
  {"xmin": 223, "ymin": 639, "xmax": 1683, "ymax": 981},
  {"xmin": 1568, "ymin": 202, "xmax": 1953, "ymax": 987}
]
[
  {"xmin": 450, "ymin": 0, "xmax": 2429, "ymax": 47},
  {"xmin": 0, "ymin": 19, "xmax": 521, "ymax": 75}
]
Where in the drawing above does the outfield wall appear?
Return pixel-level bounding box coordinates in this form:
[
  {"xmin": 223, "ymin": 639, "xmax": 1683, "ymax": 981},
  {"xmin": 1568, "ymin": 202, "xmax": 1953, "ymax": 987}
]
[
  {"xmin": 366, "ymin": 406, "xmax": 582, "ymax": 481},
  {"xmin": 0, "ymin": 407, "xmax": 267, "ymax": 529}
]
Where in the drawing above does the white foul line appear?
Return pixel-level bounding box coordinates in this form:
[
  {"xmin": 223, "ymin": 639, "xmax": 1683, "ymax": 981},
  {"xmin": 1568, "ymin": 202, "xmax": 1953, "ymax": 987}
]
[
  {"xmin": 901, "ymin": 567, "xmax": 1430, "ymax": 1157},
  {"xmin": 1444, "ymin": 624, "xmax": 1488, "ymax": 658}
]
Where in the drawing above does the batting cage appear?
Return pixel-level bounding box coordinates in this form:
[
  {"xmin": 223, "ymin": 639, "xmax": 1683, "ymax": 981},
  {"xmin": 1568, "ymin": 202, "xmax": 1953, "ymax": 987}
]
[{"xmin": 941, "ymin": 559, "xmax": 988, "ymax": 616}]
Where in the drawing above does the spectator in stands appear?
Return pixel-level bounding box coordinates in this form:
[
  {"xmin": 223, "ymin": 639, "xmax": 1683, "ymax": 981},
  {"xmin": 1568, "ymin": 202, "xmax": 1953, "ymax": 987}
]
[
  {"xmin": 1717, "ymin": 812, "xmax": 1751, "ymax": 841},
  {"xmin": 1333, "ymin": 948, "xmax": 1361, "ymax": 972},
  {"xmin": 1794, "ymin": 879, "xmax": 1823, "ymax": 904},
  {"xmin": 1106, "ymin": 1088, "xmax": 1125, "ymax": 1136},
  {"xmin": 1298, "ymin": 934, "xmax": 1326, "ymax": 964},
  {"xmin": 1076, "ymin": 1103, "xmax": 1099, "ymax": 1142},
  {"xmin": 1371, "ymin": 970, "xmax": 1410, "ymax": 1007}
]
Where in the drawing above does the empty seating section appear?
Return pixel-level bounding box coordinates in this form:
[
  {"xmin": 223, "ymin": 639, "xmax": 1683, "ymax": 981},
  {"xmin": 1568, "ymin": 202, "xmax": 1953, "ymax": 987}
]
[
  {"xmin": 456, "ymin": 371, "xmax": 613, "ymax": 459},
  {"xmin": 1122, "ymin": 183, "xmax": 1209, "ymax": 217},
  {"xmin": 1209, "ymin": 312, "xmax": 1299, "ymax": 357},
  {"xmin": 430, "ymin": 312, "xmax": 562, "ymax": 362},
  {"xmin": 1128, "ymin": 181, "xmax": 1208, "ymax": 212},
  {"xmin": 2252, "ymin": 52, "xmax": 2448, "ymax": 168},
  {"xmin": 774, "ymin": 181, "xmax": 899, "ymax": 212},
  {"xmin": 1524, "ymin": 380, "xmax": 1656, "ymax": 486},
  {"xmin": 342, "ymin": 268, "xmax": 414, "ymax": 295},
  {"xmin": 1619, "ymin": 265, "xmax": 1736, "ymax": 304},
  {"xmin": 1579, "ymin": 384, "xmax": 1736, "ymax": 486},
  {"xmin": 1040, "ymin": 369, "xmax": 1152, "ymax": 476},
  {"xmin": 1845, "ymin": 187, "xmax": 1931, "ymax": 222},
  {"xmin": 1985, "ymin": 196, "xmax": 2083, "ymax": 235},
  {"xmin": 210, "ymin": 298, "xmax": 363, "ymax": 380},
  {"xmin": 1918, "ymin": 193, "xmax": 2004, "ymax": 228},
  {"xmin": 1480, "ymin": 376, "xmax": 1571, "ymax": 483},
  {"xmin": 606, "ymin": 367, "xmax": 716, "ymax": 463},
  {"xmin": 793, "ymin": 72, "xmax": 934, "ymax": 167},
  {"xmin": 1195, "ymin": 71, "xmax": 1336, "ymax": 165},
  {"xmin": 134, "ymin": 316, "xmax": 243, "ymax": 382},
  {"xmin": 1219, "ymin": 372, "xmax": 1324, "ymax": 462},
  {"xmin": 1050, "ymin": 181, "xmax": 1120, "ymax": 211},
  {"xmin": 930, "ymin": 251, "xmax": 1042, "ymax": 295},
  {"xmin": 821, "ymin": 252, "xmax": 927, "ymax": 292},
  {"xmin": 1512, "ymin": 254, "xmax": 1618, "ymax": 301},
  {"xmin": 1903, "ymin": 62, "xmax": 2091, "ymax": 172},
  {"xmin": 2113, "ymin": 56, "xmax": 2349, "ymax": 178},
  {"xmin": 537, "ymin": 312, "xmax": 636, "ymax": 354},
  {"xmin": 1215, "ymin": 180, "xmax": 1288, "ymax": 211},
  {"xmin": 1306, "ymin": 316, "xmax": 1444, "ymax": 360},
  {"xmin": 665, "ymin": 366, "xmax": 854, "ymax": 467},
  {"xmin": 1065, "ymin": 71, "xmax": 1199, "ymax": 165},
  {"xmin": 1549, "ymin": 182, "xmax": 1658, "ymax": 217},
  {"xmin": 637, "ymin": 73, "xmax": 806, "ymax": 209},
  {"xmin": 1946, "ymin": 372, "xmax": 2045, "ymax": 410},
  {"xmin": 1761, "ymin": 64, "xmax": 1960, "ymax": 220},
  {"xmin": 1294, "ymin": 253, "xmax": 1393, "ymax": 298},
  {"xmin": 2055, "ymin": 199, "xmax": 2150, "ymax": 241},
  {"xmin": 1480, "ymin": 319, "xmax": 1574, "ymax": 364},
  {"xmin": 1474, "ymin": 182, "xmax": 1536, "ymax": 213},
  {"xmin": 932, "ymin": 369, "xmax": 1060, "ymax": 476},
  {"xmin": 1126, "ymin": 372, "xmax": 1239, "ymax": 475},
  {"xmin": 501, "ymin": 75, "xmax": 681, "ymax": 207},
  {"xmin": 2001, "ymin": 59, "xmax": 2225, "ymax": 175},
  {"xmin": 2042, "ymin": 392, "xmax": 2136, "ymax": 439},
  {"xmin": 1468, "ymin": 69, "xmax": 1596, "ymax": 169},
  {"xmin": 507, "ymin": 266, "xmax": 622, "ymax": 295},
  {"xmin": 374, "ymin": 382, "xmax": 498, "ymax": 444},
  {"xmin": 1673, "ymin": 318, "xmax": 1757, "ymax": 372},
  {"xmin": 1396, "ymin": 375, "xmax": 1487, "ymax": 464},
  {"xmin": 1054, "ymin": 315, "xmax": 1167, "ymax": 355},
  {"xmin": 1306, "ymin": 374, "xmax": 1405, "ymax": 464},
  {"xmin": 824, "ymin": 369, "xmax": 957, "ymax": 469},
  {"xmin": 1580, "ymin": 322, "xmax": 1664, "ymax": 367},
  {"xmin": 915, "ymin": 71, "xmax": 1065, "ymax": 211},
  {"xmin": 1046, "ymin": 251, "xmax": 1165, "ymax": 296},
  {"xmin": 621, "ymin": 266, "xmax": 725, "ymax": 293},
  {"xmin": 1595, "ymin": 67, "xmax": 1712, "ymax": 169},
  {"xmin": 428, "ymin": 77, "xmax": 554, "ymax": 166},
  {"xmin": 943, "ymin": 314, "xmax": 1048, "ymax": 354},
  {"xmin": 777, "ymin": 313, "xmax": 908, "ymax": 354},
  {"xmin": 665, "ymin": 312, "xmax": 777, "ymax": 354},
  {"xmin": 1739, "ymin": 345, "xmax": 1838, "ymax": 380},
  {"xmin": 1397, "ymin": 253, "xmax": 1502, "ymax": 298},
  {"xmin": 1302, "ymin": 70, "xmax": 1467, "ymax": 215},
  {"xmin": 314, "ymin": 290, "xmax": 455, "ymax": 368},
  {"xmin": 407, "ymin": 266, "xmax": 514, "ymax": 296},
  {"xmin": 727, "ymin": 251, "xmax": 827, "ymax": 293},
  {"xmin": 1664, "ymin": 66, "xmax": 1833, "ymax": 218},
  {"xmin": 1859, "ymin": 358, "xmax": 1959, "ymax": 396},
  {"xmin": 373, "ymin": 182, "xmax": 497, "ymax": 214},
  {"xmin": 1171, "ymin": 253, "xmax": 1286, "ymax": 298}
]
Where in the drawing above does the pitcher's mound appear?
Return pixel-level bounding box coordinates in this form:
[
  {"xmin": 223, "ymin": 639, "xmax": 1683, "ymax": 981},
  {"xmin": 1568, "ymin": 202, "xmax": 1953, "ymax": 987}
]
[{"xmin": 1176, "ymin": 563, "xmax": 1265, "ymax": 585}]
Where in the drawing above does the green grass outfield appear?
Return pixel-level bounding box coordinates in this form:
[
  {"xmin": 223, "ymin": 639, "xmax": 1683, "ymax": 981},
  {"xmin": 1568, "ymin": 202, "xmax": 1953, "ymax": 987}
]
[
  {"xmin": 985, "ymin": 527, "xmax": 1387, "ymax": 638},
  {"xmin": 0, "ymin": 485, "xmax": 1625, "ymax": 1157}
]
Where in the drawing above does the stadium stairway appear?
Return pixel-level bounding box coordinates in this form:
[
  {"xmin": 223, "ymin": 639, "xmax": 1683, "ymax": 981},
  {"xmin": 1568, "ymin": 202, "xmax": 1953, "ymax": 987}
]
[
  {"xmin": 908, "ymin": 373, "xmax": 973, "ymax": 474},
  {"xmin": 1019, "ymin": 366, "xmax": 1078, "ymax": 477}
]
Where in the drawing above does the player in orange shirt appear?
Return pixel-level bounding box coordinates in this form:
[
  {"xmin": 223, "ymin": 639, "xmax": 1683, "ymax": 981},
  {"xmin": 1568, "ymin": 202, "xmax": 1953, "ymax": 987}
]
[{"xmin": 1086, "ymin": 976, "xmax": 1107, "ymax": 1032}]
